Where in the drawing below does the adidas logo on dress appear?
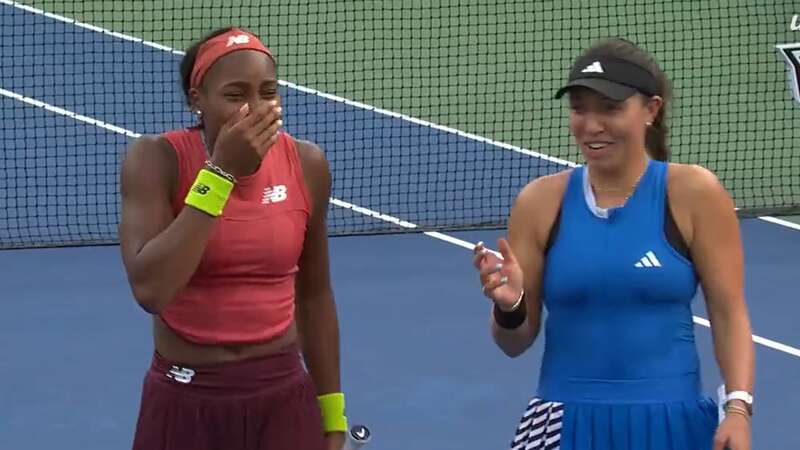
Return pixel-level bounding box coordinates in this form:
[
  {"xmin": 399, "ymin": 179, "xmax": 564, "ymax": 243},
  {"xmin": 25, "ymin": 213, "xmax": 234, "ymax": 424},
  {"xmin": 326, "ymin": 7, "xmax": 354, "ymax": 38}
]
[{"xmin": 634, "ymin": 251, "xmax": 662, "ymax": 268}]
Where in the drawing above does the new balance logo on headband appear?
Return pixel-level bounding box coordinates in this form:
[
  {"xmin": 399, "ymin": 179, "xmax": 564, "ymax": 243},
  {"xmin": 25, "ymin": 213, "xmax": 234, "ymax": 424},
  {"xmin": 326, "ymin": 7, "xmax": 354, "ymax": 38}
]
[
  {"xmin": 634, "ymin": 251, "xmax": 662, "ymax": 268},
  {"xmin": 226, "ymin": 34, "xmax": 251, "ymax": 47},
  {"xmin": 581, "ymin": 61, "xmax": 604, "ymax": 73}
]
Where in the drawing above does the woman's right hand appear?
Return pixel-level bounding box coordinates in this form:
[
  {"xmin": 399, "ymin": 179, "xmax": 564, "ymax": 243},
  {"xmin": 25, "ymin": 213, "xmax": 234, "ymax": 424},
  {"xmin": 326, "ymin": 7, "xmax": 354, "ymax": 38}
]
[
  {"xmin": 210, "ymin": 100, "xmax": 283, "ymax": 178},
  {"xmin": 473, "ymin": 238, "xmax": 524, "ymax": 311}
]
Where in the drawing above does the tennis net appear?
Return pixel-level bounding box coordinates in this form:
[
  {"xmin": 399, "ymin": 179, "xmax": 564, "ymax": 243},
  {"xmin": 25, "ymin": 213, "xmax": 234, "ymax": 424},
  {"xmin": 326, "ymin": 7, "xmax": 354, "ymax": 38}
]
[{"xmin": 1, "ymin": 0, "xmax": 798, "ymax": 248}]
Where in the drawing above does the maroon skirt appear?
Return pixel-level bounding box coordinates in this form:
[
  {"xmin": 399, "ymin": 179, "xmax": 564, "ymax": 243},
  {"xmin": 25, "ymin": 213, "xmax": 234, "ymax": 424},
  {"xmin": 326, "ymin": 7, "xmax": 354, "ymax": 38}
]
[{"xmin": 131, "ymin": 344, "xmax": 325, "ymax": 450}]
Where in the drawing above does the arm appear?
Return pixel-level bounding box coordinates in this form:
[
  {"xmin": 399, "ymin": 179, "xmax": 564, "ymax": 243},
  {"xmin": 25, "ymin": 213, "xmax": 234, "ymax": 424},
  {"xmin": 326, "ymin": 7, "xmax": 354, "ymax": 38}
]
[
  {"xmin": 293, "ymin": 140, "xmax": 341, "ymax": 398},
  {"xmin": 118, "ymin": 136, "xmax": 217, "ymax": 314},
  {"xmin": 682, "ymin": 166, "xmax": 754, "ymax": 400},
  {"xmin": 119, "ymin": 103, "xmax": 282, "ymax": 313},
  {"xmin": 490, "ymin": 173, "xmax": 566, "ymax": 357}
]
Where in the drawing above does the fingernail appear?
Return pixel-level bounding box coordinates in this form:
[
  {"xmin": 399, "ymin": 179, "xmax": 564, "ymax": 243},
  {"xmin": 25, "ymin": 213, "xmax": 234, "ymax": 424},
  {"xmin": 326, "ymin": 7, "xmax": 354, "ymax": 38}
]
[
  {"xmin": 477, "ymin": 241, "xmax": 484, "ymax": 247},
  {"xmin": 500, "ymin": 276, "xmax": 508, "ymax": 284},
  {"xmin": 495, "ymin": 263, "xmax": 502, "ymax": 271},
  {"xmin": 271, "ymin": 100, "xmax": 278, "ymax": 106},
  {"xmin": 277, "ymin": 120, "xmax": 283, "ymax": 127},
  {"xmin": 276, "ymin": 107, "xmax": 282, "ymax": 114},
  {"xmin": 241, "ymin": 103, "xmax": 250, "ymax": 112}
]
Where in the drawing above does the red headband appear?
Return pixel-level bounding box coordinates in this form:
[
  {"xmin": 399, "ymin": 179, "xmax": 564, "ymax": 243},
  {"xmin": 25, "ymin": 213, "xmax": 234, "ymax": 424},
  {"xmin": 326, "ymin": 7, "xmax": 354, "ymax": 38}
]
[{"xmin": 190, "ymin": 28, "xmax": 274, "ymax": 90}]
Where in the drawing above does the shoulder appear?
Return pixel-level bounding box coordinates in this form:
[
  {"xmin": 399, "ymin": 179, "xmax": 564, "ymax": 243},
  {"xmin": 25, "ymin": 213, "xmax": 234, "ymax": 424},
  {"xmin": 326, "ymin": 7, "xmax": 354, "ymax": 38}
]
[
  {"xmin": 125, "ymin": 134, "xmax": 174, "ymax": 156},
  {"xmin": 121, "ymin": 134, "xmax": 177, "ymax": 180},
  {"xmin": 119, "ymin": 135, "xmax": 179, "ymax": 206},
  {"xmin": 667, "ymin": 162, "xmax": 721, "ymax": 189},
  {"xmin": 510, "ymin": 169, "xmax": 573, "ymax": 245},
  {"xmin": 666, "ymin": 163, "xmax": 735, "ymax": 232},
  {"xmin": 287, "ymin": 137, "xmax": 331, "ymax": 208},
  {"xmin": 292, "ymin": 137, "xmax": 328, "ymax": 172},
  {"xmin": 666, "ymin": 162, "xmax": 731, "ymax": 204},
  {"xmin": 514, "ymin": 169, "xmax": 572, "ymax": 212}
]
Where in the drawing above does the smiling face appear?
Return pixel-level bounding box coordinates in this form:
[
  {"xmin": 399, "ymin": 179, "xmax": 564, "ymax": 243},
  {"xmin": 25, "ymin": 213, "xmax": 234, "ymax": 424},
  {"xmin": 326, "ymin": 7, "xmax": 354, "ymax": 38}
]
[
  {"xmin": 567, "ymin": 87, "xmax": 662, "ymax": 172},
  {"xmin": 189, "ymin": 49, "xmax": 279, "ymax": 143}
]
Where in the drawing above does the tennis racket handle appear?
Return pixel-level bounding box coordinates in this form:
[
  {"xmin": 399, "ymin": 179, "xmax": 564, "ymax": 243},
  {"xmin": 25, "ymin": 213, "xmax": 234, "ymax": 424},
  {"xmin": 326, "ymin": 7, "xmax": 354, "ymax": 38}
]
[{"xmin": 342, "ymin": 425, "xmax": 371, "ymax": 450}]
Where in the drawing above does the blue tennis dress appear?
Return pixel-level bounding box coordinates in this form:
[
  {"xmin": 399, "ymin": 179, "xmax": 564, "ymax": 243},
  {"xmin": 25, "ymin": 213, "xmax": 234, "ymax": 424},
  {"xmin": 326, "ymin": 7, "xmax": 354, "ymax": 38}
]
[{"xmin": 511, "ymin": 160, "xmax": 718, "ymax": 450}]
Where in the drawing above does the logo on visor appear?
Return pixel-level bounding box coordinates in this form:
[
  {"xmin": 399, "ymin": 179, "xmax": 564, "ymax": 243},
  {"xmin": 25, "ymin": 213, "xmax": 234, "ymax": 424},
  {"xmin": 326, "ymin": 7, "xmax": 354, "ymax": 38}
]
[
  {"xmin": 581, "ymin": 61, "xmax": 604, "ymax": 73},
  {"xmin": 226, "ymin": 34, "xmax": 251, "ymax": 47},
  {"xmin": 777, "ymin": 42, "xmax": 800, "ymax": 105}
]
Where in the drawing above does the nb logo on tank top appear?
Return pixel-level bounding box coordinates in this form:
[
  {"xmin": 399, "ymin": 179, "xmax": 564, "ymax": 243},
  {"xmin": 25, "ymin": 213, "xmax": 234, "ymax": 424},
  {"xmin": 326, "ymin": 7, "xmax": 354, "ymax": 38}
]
[
  {"xmin": 262, "ymin": 185, "xmax": 288, "ymax": 204},
  {"xmin": 166, "ymin": 366, "xmax": 196, "ymax": 384},
  {"xmin": 226, "ymin": 34, "xmax": 251, "ymax": 47}
]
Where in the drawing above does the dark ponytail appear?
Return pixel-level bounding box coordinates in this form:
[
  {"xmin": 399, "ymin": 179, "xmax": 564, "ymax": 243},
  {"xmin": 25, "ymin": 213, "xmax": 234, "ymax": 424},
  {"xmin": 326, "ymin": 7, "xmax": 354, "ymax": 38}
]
[
  {"xmin": 644, "ymin": 68, "xmax": 671, "ymax": 162},
  {"xmin": 581, "ymin": 38, "xmax": 672, "ymax": 161}
]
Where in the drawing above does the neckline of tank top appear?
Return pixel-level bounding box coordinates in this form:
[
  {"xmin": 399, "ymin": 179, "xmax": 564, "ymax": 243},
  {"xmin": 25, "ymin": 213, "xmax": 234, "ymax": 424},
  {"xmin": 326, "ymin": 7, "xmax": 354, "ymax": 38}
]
[{"xmin": 583, "ymin": 159, "xmax": 652, "ymax": 219}]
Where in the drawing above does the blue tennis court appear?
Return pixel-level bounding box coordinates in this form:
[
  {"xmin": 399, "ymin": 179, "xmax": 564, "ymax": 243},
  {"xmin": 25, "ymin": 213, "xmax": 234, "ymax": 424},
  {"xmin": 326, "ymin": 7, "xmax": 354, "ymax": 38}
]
[{"xmin": 2, "ymin": 3, "xmax": 799, "ymax": 450}]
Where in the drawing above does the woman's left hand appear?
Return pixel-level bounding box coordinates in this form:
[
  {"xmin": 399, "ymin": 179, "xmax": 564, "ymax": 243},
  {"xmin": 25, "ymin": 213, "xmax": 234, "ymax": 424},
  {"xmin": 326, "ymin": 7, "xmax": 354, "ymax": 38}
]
[
  {"xmin": 713, "ymin": 413, "xmax": 751, "ymax": 450},
  {"xmin": 325, "ymin": 431, "xmax": 345, "ymax": 450}
]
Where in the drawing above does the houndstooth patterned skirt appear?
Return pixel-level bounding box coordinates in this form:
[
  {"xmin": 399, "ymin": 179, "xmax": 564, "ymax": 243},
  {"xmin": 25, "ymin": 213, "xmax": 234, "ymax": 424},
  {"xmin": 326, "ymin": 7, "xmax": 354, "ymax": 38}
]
[
  {"xmin": 508, "ymin": 395, "xmax": 719, "ymax": 450},
  {"xmin": 510, "ymin": 398, "xmax": 564, "ymax": 450}
]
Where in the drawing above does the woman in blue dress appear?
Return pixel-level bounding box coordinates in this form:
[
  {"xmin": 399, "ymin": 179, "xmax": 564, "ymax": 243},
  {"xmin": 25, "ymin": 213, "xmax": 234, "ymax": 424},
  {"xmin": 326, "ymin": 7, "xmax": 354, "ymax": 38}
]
[{"xmin": 473, "ymin": 38, "xmax": 754, "ymax": 450}]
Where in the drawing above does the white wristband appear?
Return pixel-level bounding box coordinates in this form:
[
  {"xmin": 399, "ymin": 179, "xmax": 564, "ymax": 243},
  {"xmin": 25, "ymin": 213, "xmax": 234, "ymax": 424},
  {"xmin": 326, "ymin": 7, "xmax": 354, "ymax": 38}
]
[
  {"xmin": 726, "ymin": 391, "xmax": 753, "ymax": 411},
  {"xmin": 726, "ymin": 391, "xmax": 753, "ymax": 403},
  {"xmin": 719, "ymin": 386, "xmax": 753, "ymax": 416}
]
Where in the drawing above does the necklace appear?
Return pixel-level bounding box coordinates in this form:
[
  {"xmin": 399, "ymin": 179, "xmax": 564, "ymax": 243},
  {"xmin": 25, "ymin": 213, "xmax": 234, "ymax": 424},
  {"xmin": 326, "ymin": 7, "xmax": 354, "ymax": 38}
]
[
  {"xmin": 200, "ymin": 129, "xmax": 210, "ymax": 156},
  {"xmin": 590, "ymin": 170, "xmax": 646, "ymax": 201}
]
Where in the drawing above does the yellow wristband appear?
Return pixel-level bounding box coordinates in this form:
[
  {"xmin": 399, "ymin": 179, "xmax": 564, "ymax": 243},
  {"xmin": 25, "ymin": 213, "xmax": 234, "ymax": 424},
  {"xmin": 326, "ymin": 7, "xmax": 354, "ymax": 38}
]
[
  {"xmin": 317, "ymin": 392, "xmax": 348, "ymax": 433},
  {"xmin": 184, "ymin": 169, "xmax": 234, "ymax": 217}
]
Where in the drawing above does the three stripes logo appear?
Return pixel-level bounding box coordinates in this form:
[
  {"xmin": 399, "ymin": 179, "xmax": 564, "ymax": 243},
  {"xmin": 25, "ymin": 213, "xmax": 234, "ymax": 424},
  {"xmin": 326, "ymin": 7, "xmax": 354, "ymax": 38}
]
[
  {"xmin": 581, "ymin": 61, "xmax": 604, "ymax": 73},
  {"xmin": 634, "ymin": 251, "xmax": 662, "ymax": 268}
]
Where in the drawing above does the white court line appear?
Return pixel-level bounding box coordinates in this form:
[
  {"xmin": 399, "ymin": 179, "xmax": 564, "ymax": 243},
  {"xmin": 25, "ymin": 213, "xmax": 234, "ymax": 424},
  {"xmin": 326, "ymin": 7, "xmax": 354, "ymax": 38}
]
[
  {"xmin": 0, "ymin": 0, "xmax": 574, "ymax": 168},
  {"xmin": 4, "ymin": 0, "xmax": 800, "ymax": 360},
  {"xmin": 328, "ymin": 198, "xmax": 419, "ymax": 229},
  {"xmin": 2, "ymin": 0, "xmax": 181, "ymax": 55},
  {"xmin": 692, "ymin": 317, "xmax": 800, "ymax": 358},
  {"xmin": 756, "ymin": 216, "xmax": 800, "ymax": 231},
  {"xmin": 4, "ymin": 0, "xmax": 796, "ymax": 231},
  {"xmin": 3, "ymin": 86, "xmax": 800, "ymax": 358},
  {"xmin": 430, "ymin": 229, "xmax": 800, "ymax": 358},
  {"xmin": 0, "ymin": 88, "xmax": 139, "ymax": 138}
]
